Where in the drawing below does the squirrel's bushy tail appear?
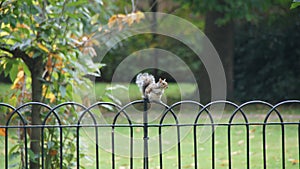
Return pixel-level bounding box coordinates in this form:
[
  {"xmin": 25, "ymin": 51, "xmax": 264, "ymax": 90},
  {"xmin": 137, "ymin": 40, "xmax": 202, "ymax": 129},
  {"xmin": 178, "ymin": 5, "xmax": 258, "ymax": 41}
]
[{"xmin": 136, "ymin": 73, "xmax": 155, "ymax": 96}]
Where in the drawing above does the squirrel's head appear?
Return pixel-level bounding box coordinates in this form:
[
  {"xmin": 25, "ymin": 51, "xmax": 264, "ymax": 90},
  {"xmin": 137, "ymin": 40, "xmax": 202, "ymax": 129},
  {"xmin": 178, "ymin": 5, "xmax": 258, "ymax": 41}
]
[{"xmin": 158, "ymin": 78, "xmax": 168, "ymax": 89}]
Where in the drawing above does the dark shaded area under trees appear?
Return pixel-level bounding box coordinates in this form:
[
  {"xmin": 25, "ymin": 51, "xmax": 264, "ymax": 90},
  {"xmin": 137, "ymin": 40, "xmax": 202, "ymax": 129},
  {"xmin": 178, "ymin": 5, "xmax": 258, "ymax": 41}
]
[{"xmin": 234, "ymin": 9, "xmax": 300, "ymax": 102}]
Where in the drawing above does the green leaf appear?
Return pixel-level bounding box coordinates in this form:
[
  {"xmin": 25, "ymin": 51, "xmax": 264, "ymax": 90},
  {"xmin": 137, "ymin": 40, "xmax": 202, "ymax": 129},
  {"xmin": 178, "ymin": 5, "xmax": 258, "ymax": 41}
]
[
  {"xmin": 0, "ymin": 27, "xmax": 11, "ymax": 34},
  {"xmin": 9, "ymin": 17, "xmax": 17, "ymax": 28},
  {"xmin": 9, "ymin": 145, "xmax": 20, "ymax": 156},
  {"xmin": 4, "ymin": 61, "xmax": 13, "ymax": 77},
  {"xmin": 9, "ymin": 63, "xmax": 19, "ymax": 82},
  {"xmin": 18, "ymin": 27, "xmax": 30, "ymax": 37},
  {"xmin": 290, "ymin": 2, "xmax": 300, "ymax": 9},
  {"xmin": 66, "ymin": 0, "xmax": 88, "ymax": 7},
  {"xmin": 28, "ymin": 149, "xmax": 38, "ymax": 163},
  {"xmin": 21, "ymin": 62, "xmax": 31, "ymax": 77}
]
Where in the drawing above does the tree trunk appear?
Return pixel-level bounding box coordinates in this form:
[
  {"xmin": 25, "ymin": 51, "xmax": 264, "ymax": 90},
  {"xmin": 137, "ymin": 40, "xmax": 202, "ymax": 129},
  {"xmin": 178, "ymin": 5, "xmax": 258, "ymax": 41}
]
[
  {"xmin": 198, "ymin": 10, "xmax": 234, "ymax": 103},
  {"xmin": 149, "ymin": 0, "xmax": 159, "ymax": 77},
  {"xmin": 29, "ymin": 57, "xmax": 43, "ymax": 169}
]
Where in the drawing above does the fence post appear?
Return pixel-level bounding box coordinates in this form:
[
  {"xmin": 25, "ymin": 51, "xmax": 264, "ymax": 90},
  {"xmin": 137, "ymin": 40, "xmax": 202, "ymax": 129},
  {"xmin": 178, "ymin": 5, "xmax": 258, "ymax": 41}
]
[
  {"xmin": 143, "ymin": 98, "xmax": 149, "ymax": 169},
  {"xmin": 298, "ymin": 120, "xmax": 300, "ymax": 168}
]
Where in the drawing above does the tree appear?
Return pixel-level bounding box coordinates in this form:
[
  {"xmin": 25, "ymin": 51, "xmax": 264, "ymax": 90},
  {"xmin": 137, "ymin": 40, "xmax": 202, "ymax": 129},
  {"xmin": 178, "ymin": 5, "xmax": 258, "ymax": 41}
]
[
  {"xmin": 201, "ymin": 1, "xmax": 235, "ymax": 103},
  {"xmin": 0, "ymin": 0, "xmax": 143, "ymax": 168},
  {"xmin": 234, "ymin": 7, "xmax": 300, "ymax": 102},
  {"xmin": 177, "ymin": 0, "xmax": 289, "ymax": 103},
  {"xmin": 0, "ymin": 1, "xmax": 104, "ymax": 168}
]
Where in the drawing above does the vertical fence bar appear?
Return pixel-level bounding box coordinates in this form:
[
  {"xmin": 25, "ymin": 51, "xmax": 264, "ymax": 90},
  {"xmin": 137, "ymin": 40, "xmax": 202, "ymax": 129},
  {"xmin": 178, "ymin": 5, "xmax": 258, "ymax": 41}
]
[
  {"xmin": 41, "ymin": 126, "xmax": 45, "ymax": 169},
  {"xmin": 262, "ymin": 123, "xmax": 267, "ymax": 169},
  {"xmin": 112, "ymin": 126, "xmax": 115, "ymax": 169},
  {"xmin": 281, "ymin": 122, "xmax": 285, "ymax": 169},
  {"xmin": 176, "ymin": 125, "xmax": 181, "ymax": 169},
  {"xmin": 24, "ymin": 125, "xmax": 28, "ymax": 169},
  {"xmin": 76, "ymin": 125, "xmax": 80, "ymax": 169},
  {"xmin": 212, "ymin": 124, "xmax": 215, "ymax": 169},
  {"xmin": 5, "ymin": 126, "xmax": 8, "ymax": 169},
  {"xmin": 95, "ymin": 126, "xmax": 100, "ymax": 169},
  {"xmin": 159, "ymin": 124, "xmax": 163, "ymax": 169},
  {"xmin": 130, "ymin": 125, "xmax": 134, "ymax": 169},
  {"xmin": 298, "ymin": 120, "xmax": 300, "ymax": 168},
  {"xmin": 246, "ymin": 123, "xmax": 250, "ymax": 169},
  {"xmin": 228, "ymin": 124, "xmax": 232, "ymax": 169},
  {"xmin": 59, "ymin": 126, "xmax": 63, "ymax": 169},
  {"xmin": 143, "ymin": 98, "xmax": 149, "ymax": 169},
  {"xmin": 193, "ymin": 126, "xmax": 198, "ymax": 169}
]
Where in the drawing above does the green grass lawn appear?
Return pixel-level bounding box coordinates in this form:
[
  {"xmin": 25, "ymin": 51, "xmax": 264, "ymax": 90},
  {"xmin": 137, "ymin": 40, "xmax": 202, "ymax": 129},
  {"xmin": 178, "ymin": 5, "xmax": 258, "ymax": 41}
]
[
  {"xmin": 0, "ymin": 82, "xmax": 299, "ymax": 168},
  {"xmin": 76, "ymin": 123, "xmax": 299, "ymax": 169},
  {"xmin": 94, "ymin": 82, "xmax": 197, "ymax": 105},
  {"xmin": 0, "ymin": 82, "xmax": 197, "ymax": 104},
  {"xmin": 74, "ymin": 109, "xmax": 299, "ymax": 169}
]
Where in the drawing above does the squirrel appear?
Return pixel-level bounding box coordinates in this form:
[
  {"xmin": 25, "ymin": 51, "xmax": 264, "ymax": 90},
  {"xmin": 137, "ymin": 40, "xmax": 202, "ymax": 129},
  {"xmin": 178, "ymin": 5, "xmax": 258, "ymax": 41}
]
[{"xmin": 135, "ymin": 73, "xmax": 168, "ymax": 102}]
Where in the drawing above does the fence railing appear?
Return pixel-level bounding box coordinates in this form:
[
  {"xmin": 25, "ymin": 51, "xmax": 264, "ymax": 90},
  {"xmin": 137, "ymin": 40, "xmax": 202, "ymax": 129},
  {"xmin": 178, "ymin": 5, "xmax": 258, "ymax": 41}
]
[{"xmin": 0, "ymin": 100, "xmax": 299, "ymax": 169}]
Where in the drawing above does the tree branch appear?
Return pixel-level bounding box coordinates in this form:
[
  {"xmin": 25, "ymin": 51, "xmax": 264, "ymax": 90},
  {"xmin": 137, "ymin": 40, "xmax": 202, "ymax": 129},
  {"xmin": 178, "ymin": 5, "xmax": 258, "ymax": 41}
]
[
  {"xmin": 13, "ymin": 48, "xmax": 33, "ymax": 67},
  {"xmin": 0, "ymin": 45, "xmax": 13, "ymax": 54},
  {"xmin": 0, "ymin": 45, "xmax": 33, "ymax": 67}
]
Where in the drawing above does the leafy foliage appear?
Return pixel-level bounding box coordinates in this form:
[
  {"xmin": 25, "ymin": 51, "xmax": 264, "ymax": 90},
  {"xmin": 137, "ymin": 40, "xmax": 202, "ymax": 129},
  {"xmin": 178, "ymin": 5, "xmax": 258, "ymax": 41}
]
[
  {"xmin": 291, "ymin": 1, "xmax": 300, "ymax": 9},
  {"xmin": 0, "ymin": 0, "xmax": 144, "ymax": 168},
  {"xmin": 182, "ymin": 0, "xmax": 289, "ymax": 25},
  {"xmin": 0, "ymin": 0, "xmax": 107, "ymax": 105},
  {"xmin": 234, "ymin": 9, "xmax": 300, "ymax": 102},
  {"xmin": 0, "ymin": 0, "xmax": 105, "ymax": 167}
]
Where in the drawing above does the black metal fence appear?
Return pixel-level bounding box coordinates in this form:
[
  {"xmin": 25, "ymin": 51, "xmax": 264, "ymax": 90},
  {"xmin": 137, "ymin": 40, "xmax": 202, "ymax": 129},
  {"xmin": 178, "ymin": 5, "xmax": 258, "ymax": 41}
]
[{"xmin": 0, "ymin": 100, "xmax": 299, "ymax": 169}]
